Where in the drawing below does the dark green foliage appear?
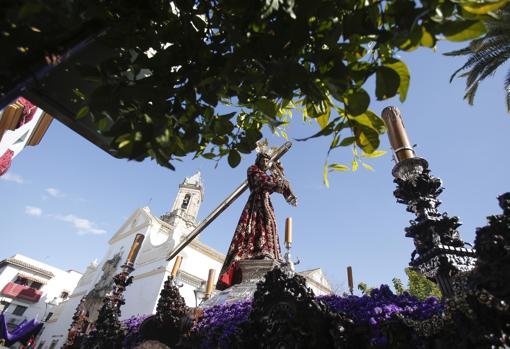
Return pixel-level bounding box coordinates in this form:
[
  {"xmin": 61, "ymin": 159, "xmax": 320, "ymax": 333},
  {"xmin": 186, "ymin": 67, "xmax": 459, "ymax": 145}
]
[{"xmin": 1, "ymin": 0, "xmax": 497, "ymax": 170}]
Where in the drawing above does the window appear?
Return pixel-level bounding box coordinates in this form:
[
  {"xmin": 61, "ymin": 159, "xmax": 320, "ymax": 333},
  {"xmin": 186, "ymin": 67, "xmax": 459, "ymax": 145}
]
[
  {"xmin": 181, "ymin": 194, "xmax": 191, "ymax": 209},
  {"xmin": 14, "ymin": 276, "xmax": 29, "ymax": 286},
  {"xmin": 12, "ymin": 305, "xmax": 27, "ymax": 316},
  {"xmin": 0, "ymin": 300, "xmax": 10, "ymax": 312},
  {"xmin": 31, "ymin": 281, "xmax": 43, "ymax": 290}
]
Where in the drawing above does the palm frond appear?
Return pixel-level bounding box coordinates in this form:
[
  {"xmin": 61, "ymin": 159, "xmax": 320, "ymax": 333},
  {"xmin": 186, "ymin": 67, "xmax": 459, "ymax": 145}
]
[
  {"xmin": 463, "ymin": 49, "xmax": 510, "ymax": 103},
  {"xmin": 448, "ymin": 4, "xmax": 510, "ymax": 109},
  {"xmin": 505, "ymin": 69, "xmax": 510, "ymax": 112},
  {"xmin": 450, "ymin": 44, "xmax": 508, "ymax": 82},
  {"xmin": 444, "ymin": 46, "xmax": 473, "ymax": 57},
  {"xmin": 464, "ymin": 80, "xmax": 479, "ymax": 105}
]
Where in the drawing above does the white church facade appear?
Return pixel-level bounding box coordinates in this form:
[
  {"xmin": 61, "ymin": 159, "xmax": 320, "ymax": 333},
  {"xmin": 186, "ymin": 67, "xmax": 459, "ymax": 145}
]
[{"xmin": 37, "ymin": 172, "xmax": 332, "ymax": 349}]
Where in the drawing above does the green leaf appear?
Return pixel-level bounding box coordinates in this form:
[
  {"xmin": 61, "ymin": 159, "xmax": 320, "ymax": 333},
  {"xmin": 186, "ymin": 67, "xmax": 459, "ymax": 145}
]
[
  {"xmin": 363, "ymin": 150, "xmax": 386, "ymax": 158},
  {"xmin": 76, "ymin": 106, "xmax": 89, "ymax": 120},
  {"xmin": 352, "ymin": 160, "xmax": 358, "ymax": 172},
  {"xmin": 362, "ymin": 163, "xmax": 374, "ymax": 171},
  {"xmin": 385, "ymin": 60, "xmax": 410, "ymax": 102},
  {"xmin": 118, "ymin": 139, "xmax": 130, "ymax": 149},
  {"xmin": 329, "ymin": 163, "xmax": 350, "ymax": 171},
  {"xmin": 354, "ymin": 126, "xmax": 380, "ymax": 154},
  {"xmin": 316, "ymin": 103, "xmax": 331, "ymax": 129},
  {"xmin": 323, "ymin": 161, "xmax": 330, "ymax": 188},
  {"xmin": 461, "ymin": 0, "xmax": 507, "ymax": 14},
  {"xmin": 375, "ymin": 67, "xmax": 400, "ymax": 100},
  {"xmin": 305, "ymin": 99, "xmax": 331, "ymax": 129},
  {"xmin": 97, "ymin": 117, "xmax": 109, "ymax": 132},
  {"xmin": 330, "ymin": 134, "xmax": 340, "ymax": 149},
  {"xmin": 443, "ymin": 21, "xmax": 486, "ymax": 42},
  {"xmin": 255, "ymin": 99, "xmax": 278, "ymax": 117},
  {"xmin": 228, "ymin": 150, "xmax": 241, "ymax": 167},
  {"xmin": 350, "ymin": 111, "xmax": 386, "ymax": 134},
  {"xmin": 345, "ymin": 89, "xmax": 370, "ymax": 116},
  {"xmin": 420, "ymin": 28, "xmax": 435, "ymax": 48},
  {"xmin": 339, "ymin": 136, "xmax": 356, "ymax": 146}
]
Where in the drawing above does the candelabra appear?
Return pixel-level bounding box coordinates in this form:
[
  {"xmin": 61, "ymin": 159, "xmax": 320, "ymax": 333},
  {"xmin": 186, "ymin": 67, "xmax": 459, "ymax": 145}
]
[
  {"xmin": 383, "ymin": 107, "xmax": 476, "ymax": 297},
  {"xmin": 282, "ymin": 217, "xmax": 299, "ymax": 276}
]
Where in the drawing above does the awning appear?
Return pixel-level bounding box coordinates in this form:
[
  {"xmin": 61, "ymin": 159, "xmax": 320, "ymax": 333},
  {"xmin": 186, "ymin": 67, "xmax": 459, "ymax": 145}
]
[{"xmin": 16, "ymin": 273, "xmax": 47, "ymax": 285}]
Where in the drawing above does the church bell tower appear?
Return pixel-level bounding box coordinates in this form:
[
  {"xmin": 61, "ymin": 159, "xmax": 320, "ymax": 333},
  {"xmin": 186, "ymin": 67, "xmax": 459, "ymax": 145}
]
[{"xmin": 160, "ymin": 172, "xmax": 203, "ymax": 227}]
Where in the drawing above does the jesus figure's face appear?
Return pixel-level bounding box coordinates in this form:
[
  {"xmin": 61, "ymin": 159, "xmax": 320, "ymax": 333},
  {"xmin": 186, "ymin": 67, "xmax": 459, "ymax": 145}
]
[{"xmin": 258, "ymin": 156, "xmax": 270, "ymax": 170}]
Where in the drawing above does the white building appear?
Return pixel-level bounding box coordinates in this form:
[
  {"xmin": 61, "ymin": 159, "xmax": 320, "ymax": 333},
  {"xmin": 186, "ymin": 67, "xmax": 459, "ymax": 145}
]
[
  {"xmin": 37, "ymin": 172, "xmax": 332, "ymax": 349},
  {"xmin": 0, "ymin": 254, "xmax": 82, "ymax": 335}
]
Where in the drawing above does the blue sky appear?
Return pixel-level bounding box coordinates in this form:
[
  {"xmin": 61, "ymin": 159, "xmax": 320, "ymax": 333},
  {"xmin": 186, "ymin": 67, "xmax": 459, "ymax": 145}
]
[{"xmin": 1, "ymin": 41, "xmax": 509, "ymax": 294}]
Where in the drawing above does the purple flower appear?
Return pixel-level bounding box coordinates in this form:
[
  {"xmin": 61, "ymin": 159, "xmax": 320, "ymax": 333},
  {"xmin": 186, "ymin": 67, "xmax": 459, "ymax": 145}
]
[
  {"xmin": 122, "ymin": 314, "xmax": 149, "ymax": 349},
  {"xmin": 193, "ymin": 300, "xmax": 253, "ymax": 348},
  {"xmin": 318, "ymin": 285, "xmax": 444, "ymax": 345}
]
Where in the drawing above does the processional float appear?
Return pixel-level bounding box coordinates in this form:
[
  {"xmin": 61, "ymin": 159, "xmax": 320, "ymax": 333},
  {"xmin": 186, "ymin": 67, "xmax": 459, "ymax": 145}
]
[{"xmin": 64, "ymin": 107, "xmax": 510, "ymax": 348}]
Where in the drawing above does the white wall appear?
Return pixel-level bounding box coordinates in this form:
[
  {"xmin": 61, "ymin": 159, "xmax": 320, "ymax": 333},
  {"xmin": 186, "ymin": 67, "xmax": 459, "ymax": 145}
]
[
  {"xmin": 36, "ymin": 196, "xmax": 228, "ymax": 349},
  {"xmin": 0, "ymin": 255, "xmax": 82, "ymax": 323}
]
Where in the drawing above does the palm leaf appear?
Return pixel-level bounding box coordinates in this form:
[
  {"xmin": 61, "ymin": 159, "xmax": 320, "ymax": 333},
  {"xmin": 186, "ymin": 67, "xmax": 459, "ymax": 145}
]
[
  {"xmin": 447, "ymin": 5, "xmax": 510, "ymax": 110},
  {"xmin": 505, "ymin": 69, "xmax": 510, "ymax": 111}
]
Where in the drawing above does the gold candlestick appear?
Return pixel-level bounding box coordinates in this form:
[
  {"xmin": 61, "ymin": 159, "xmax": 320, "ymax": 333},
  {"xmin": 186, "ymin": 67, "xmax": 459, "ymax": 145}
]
[
  {"xmin": 171, "ymin": 256, "xmax": 183, "ymax": 278},
  {"xmin": 382, "ymin": 107, "xmax": 415, "ymax": 162},
  {"xmin": 126, "ymin": 234, "xmax": 145, "ymax": 267},
  {"xmin": 347, "ymin": 266, "xmax": 354, "ymax": 295},
  {"xmin": 205, "ymin": 269, "xmax": 216, "ymax": 299},
  {"xmin": 285, "ymin": 217, "xmax": 292, "ymax": 244}
]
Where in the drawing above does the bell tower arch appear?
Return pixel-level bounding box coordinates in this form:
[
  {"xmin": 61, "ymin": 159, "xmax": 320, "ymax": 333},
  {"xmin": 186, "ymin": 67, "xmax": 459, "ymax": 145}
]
[{"xmin": 160, "ymin": 172, "xmax": 203, "ymax": 227}]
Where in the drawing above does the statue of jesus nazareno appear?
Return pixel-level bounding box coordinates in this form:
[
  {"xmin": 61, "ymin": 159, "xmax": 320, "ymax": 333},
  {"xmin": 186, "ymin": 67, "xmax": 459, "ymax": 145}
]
[{"xmin": 216, "ymin": 144, "xmax": 293, "ymax": 290}]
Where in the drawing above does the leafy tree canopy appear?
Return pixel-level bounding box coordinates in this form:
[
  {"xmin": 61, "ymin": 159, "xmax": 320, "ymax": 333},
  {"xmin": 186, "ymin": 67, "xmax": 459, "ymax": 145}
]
[{"xmin": 1, "ymin": 0, "xmax": 502, "ymax": 171}]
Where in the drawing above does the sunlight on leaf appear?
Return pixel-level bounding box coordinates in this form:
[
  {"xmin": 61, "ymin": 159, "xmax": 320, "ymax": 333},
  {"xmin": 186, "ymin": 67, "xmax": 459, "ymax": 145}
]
[
  {"xmin": 329, "ymin": 163, "xmax": 350, "ymax": 171},
  {"xmin": 352, "ymin": 159, "xmax": 359, "ymax": 172},
  {"xmin": 445, "ymin": 21, "xmax": 486, "ymax": 42},
  {"xmin": 323, "ymin": 161, "xmax": 330, "ymax": 188},
  {"xmin": 385, "ymin": 60, "xmax": 410, "ymax": 102},
  {"xmin": 363, "ymin": 150, "xmax": 386, "ymax": 158},
  {"xmin": 461, "ymin": 0, "xmax": 507, "ymax": 14},
  {"xmin": 362, "ymin": 163, "xmax": 374, "ymax": 171}
]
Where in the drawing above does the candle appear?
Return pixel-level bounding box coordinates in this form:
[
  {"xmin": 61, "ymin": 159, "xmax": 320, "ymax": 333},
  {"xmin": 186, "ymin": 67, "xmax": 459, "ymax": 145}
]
[
  {"xmin": 347, "ymin": 266, "xmax": 353, "ymax": 294},
  {"xmin": 381, "ymin": 107, "xmax": 415, "ymax": 162},
  {"xmin": 285, "ymin": 217, "xmax": 292, "ymax": 244},
  {"xmin": 171, "ymin": 256, "xmax": 183, "ymax": 278},
  {"xmin": 126, "ymin": 234, "xmax": 145, "ymax": 266},
  {"xmin": 205, "ymin": 269, "xmax": 216, "ymax": 299}
]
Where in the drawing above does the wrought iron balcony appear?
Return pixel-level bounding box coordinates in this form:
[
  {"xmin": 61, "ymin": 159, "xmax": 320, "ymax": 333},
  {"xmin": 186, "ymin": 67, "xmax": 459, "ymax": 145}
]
[{"xmin": 1, "ymin": 282, "xmax": 42, "ymax": 302}]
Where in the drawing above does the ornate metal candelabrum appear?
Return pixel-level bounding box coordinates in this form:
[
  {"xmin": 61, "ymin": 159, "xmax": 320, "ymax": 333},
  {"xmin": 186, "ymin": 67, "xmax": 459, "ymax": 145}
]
[
  {"xmin": 383, "ymin": 107, "xmax": 476, "ymax": 297},
  {"xmin": 282, "ymin": 217, "xmax": 299, "ymax": 276},
  {"xmin": 64, "ymin": 234, "xmax": 145, "ymax": 348}
]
